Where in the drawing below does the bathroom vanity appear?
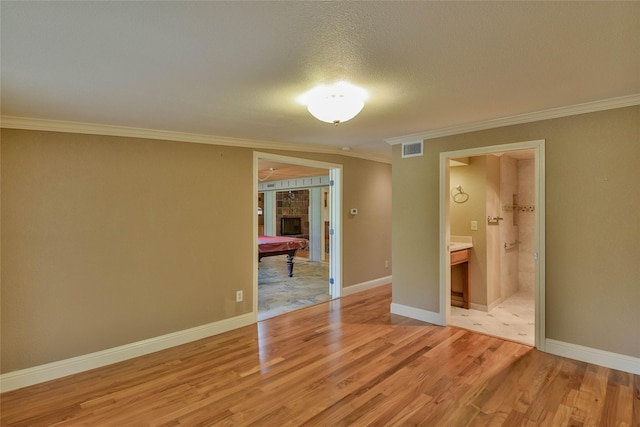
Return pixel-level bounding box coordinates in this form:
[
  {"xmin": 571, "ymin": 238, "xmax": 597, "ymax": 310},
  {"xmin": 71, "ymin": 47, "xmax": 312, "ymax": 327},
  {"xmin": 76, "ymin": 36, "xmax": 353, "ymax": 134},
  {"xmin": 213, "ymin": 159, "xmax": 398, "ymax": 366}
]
[{"xmin": 450, "ymin": 240, "xmax": 472, "ymax": 309}]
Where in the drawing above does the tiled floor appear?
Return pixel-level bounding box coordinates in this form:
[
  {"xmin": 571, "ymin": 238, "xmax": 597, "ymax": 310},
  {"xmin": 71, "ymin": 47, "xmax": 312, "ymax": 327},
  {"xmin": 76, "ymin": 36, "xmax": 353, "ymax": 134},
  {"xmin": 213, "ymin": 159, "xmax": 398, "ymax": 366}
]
[
  {"xmin": 450, "ymin": 291, "xmax": 535, "ymax": 346},
  {"xmin": 258, "ymin": 256, "xmax": 330, "ymax": 321}
]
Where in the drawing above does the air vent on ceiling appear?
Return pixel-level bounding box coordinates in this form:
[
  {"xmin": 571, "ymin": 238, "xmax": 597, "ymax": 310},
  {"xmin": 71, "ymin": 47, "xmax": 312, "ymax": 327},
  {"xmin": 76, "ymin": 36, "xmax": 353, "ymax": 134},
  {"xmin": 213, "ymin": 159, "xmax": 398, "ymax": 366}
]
[{"xmin": 402, "ymin": 141, "xmax": 423, "ymax": 158}]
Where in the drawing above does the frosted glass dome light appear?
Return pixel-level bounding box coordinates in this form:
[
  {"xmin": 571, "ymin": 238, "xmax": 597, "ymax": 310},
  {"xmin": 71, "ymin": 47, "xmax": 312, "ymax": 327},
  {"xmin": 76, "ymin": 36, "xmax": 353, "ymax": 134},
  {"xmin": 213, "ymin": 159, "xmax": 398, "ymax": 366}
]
[{"xmin": 299, "ymin": 82, "xmax": 368, "ymax": 125}]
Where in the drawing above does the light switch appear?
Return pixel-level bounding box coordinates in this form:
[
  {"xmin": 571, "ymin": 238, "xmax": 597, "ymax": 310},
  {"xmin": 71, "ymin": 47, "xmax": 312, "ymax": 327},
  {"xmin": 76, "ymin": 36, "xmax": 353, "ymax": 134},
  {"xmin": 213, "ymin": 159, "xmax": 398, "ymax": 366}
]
[{"xmin": 471, "ymin": 220, "xmax": 478, "ymax": 231}]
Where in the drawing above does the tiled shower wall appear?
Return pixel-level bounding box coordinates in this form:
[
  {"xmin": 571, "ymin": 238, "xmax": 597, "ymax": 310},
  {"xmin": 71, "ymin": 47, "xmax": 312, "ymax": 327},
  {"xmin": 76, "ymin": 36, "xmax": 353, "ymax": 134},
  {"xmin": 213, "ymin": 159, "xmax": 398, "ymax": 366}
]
[
  {"xmin": 499, "ymin": 155, "xmax": 535, "ymax": 297},
  {"xmin": 500, "ymin": 155, "xmax": 520, "ymax": 299},
  {"xmin": 517, "ymin": 159, "xmax": 535, "ymax": 295}
]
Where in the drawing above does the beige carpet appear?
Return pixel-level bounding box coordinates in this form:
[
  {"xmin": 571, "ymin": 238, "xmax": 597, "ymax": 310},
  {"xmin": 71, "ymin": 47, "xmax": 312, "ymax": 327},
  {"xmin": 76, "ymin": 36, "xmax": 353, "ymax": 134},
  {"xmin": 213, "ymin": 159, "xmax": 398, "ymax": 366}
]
[{"xmin": 258, "ymin": 255, "xmax": 330, "ymax": 321}]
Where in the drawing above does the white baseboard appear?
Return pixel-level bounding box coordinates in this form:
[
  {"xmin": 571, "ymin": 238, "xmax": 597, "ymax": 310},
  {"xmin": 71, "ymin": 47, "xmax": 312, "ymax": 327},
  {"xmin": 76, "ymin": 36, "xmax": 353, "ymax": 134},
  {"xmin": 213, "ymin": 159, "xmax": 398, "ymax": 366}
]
[
  {"xmin": 0, "ymin": 312, "xmax": 256, "ymax": 393},
  {"xmin": 342, "ymin": 275, "xmax": 392, "ymax": 296},
  {"xmin": 545, "ymin": 338, "xmax": 640, "ymax": 375},
  {"xmin": 390, "ymin": 302, "xmax": 444, "ymax": 326}
]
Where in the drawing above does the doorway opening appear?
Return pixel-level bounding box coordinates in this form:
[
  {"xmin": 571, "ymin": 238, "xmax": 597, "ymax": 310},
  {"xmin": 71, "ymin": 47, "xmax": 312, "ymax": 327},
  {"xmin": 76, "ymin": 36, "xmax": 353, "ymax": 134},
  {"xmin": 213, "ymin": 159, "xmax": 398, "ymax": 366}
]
[
  {"xmin": 439, "ymin": 140, "xmax": 545, "ymax": 349},
  {"xmin": 253, "ymin": 152, "xmax": 342, "ymax": 321}
]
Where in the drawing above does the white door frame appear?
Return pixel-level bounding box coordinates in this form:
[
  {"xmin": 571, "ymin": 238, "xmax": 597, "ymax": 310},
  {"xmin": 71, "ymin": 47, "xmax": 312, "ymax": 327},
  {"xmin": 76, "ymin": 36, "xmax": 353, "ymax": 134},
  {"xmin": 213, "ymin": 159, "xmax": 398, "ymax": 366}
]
[
  {"xmin": 438, "ymin": 139, "xmax": 546, "ymax": 350},
  {"xmin": 253, "ymin": 152, "xmax": 343, "ymax": 318}
]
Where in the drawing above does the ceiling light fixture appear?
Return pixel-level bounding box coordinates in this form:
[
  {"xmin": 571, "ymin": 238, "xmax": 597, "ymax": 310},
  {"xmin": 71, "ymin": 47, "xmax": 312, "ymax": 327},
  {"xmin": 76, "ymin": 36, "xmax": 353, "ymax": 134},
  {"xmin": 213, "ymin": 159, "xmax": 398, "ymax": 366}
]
[
  {"xmin": 259, "ymin": 167, "xmax": 276, "ymax": 182},
  {"xmin": 298, "ymin": 81, "xmax": 368, "ymax": 125}
]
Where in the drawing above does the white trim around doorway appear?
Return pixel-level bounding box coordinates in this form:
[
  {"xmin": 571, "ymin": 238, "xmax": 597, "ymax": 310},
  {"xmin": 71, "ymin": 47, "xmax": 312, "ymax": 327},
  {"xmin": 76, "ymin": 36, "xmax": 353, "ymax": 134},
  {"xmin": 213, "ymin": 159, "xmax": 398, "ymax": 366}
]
[
  {"xmin": 438, "ymin": 140, "xmax": 546, "ymax": 350},
  {"xmin": 253, "ymin": 152, "xmax": 343, "ymax": 318}
]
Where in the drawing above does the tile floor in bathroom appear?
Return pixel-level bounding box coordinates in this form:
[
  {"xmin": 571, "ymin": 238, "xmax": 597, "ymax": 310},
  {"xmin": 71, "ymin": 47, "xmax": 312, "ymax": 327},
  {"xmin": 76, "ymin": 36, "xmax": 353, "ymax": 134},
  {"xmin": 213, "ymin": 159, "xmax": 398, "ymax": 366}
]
[{"xmin": 450, "ymin": 291, "xmax": 535, "ymax": 346}]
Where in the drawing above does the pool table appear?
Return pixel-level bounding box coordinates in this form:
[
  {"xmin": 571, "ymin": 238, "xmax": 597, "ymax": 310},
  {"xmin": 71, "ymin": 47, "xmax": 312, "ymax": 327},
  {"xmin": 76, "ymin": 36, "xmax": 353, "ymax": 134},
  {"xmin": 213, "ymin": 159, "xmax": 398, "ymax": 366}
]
[{"xmin": 258, "ymin": 236, "xmax": 308, "ymax": 277}]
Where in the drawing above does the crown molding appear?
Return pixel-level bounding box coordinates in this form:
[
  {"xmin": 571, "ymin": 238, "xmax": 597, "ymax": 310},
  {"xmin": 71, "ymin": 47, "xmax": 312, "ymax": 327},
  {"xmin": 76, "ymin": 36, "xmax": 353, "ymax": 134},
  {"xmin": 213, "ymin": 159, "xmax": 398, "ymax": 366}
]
[
  {"xmin": 385, "ymin": 93, "xmax": 640, "ymax": 145},
  {"xmin": 0, "ymin": 116, "xmax": 391, "ymax": 164}
]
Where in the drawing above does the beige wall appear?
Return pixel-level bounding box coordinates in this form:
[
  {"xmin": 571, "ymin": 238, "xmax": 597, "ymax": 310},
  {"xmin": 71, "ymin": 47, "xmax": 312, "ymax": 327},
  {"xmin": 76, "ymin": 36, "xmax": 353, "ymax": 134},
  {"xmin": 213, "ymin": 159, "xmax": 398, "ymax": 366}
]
[
  {"xmin": 340, "ymin": 155, "xmax": 393, "ymax": 284},
  {"xmin": 392, "ymin": 106, "xmax": 640, "ymax": 358},
  {"xmin": 1, "ymin": 129, "xmax": 392, "ymax": 373}
]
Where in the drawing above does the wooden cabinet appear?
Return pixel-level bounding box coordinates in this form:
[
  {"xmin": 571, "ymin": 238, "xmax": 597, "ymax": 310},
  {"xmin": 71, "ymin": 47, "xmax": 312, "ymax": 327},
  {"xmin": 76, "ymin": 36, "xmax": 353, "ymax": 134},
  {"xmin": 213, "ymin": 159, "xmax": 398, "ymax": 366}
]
[{"xmin": 450, "ymin": 248, "xmax": 470, "ymax": 309}]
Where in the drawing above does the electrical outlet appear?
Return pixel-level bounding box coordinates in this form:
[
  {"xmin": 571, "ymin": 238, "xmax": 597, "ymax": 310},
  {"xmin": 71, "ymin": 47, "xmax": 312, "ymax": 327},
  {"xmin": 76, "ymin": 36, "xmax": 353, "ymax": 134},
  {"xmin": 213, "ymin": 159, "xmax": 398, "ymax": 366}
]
[
  {"xmin": 471, "ymin": 220, "xmax": 478, "ymax": 231},
  {"xmin": 385, "ymin": 260, "xmax": 389, "ymax": 268},
  {"xmin": 236, "ymin": 290, "xmax": 243, "ymax": 302}
]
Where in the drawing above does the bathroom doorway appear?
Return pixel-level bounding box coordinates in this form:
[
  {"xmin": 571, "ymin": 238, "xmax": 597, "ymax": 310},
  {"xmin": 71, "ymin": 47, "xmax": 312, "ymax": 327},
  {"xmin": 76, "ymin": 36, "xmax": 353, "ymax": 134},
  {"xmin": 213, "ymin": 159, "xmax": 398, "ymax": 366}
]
[{"xmin": 439, "ymin": 140, "xmax": 545, "ymax": 349}]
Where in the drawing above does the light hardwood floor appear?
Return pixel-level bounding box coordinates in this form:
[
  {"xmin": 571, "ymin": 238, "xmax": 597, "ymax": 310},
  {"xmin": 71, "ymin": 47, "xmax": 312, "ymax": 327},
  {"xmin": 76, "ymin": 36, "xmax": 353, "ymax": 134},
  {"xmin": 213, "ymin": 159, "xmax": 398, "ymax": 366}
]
[{"xmin": 1, "ymin": 285, "xmax": 638, "ymax": 426}]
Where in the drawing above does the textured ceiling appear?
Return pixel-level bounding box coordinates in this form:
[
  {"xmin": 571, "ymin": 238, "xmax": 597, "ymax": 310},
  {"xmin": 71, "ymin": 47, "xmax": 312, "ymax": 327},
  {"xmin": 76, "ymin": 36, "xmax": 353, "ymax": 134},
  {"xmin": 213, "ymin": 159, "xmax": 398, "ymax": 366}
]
[{"xmin": 2, "ymin": 2, "xmax": 639, "ymax": 161}]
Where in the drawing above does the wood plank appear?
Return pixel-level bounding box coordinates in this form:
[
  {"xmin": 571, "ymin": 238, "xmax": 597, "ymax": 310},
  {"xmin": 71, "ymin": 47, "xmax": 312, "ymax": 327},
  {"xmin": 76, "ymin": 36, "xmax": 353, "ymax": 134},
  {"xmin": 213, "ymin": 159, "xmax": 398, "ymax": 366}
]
[
  {"xmin": 634, "ymin": 375, "xmax": 640, "ymax": 427},
  {"xmin": 1, "ymin": 285, "xmax": 638, "ymax": 426}
]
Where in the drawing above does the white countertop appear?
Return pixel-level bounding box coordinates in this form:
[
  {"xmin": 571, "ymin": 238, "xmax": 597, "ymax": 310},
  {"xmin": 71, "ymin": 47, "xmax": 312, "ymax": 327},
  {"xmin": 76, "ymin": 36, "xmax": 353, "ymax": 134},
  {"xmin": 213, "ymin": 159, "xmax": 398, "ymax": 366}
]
[{"xmin": 450, "ymin": 242, "xmax": 473, "ymax": 251}]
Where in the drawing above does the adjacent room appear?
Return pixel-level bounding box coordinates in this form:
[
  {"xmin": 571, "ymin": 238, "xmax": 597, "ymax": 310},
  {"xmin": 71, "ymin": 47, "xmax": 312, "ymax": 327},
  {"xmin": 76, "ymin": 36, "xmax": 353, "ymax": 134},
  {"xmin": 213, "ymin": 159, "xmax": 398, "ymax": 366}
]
[
  {"xmin": 446, "ymin": 150, "xmax": 537, "ymax": 346},
  {"xmin": 256, "ymin": 159, "xmax": 332, "ymax": 320},
  {"xmin": 1, "ymin": 1, "xmax": 638, "ymax": 425}
]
